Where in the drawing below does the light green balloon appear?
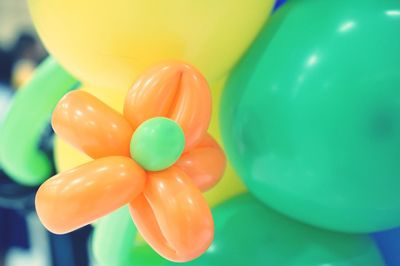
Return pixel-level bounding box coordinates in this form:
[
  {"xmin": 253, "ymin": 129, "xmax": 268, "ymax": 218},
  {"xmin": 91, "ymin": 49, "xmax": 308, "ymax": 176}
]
[
  {"xmin": 131, "ymin": 117, "xmax": 185, "ymax": 171},
  {"xmin": 0, "ymin": 57, "xmax": 78, "ymax": 186},
  {"xmin": 92, "ymin": 206, "xmax": 166, "ymax": 266},
  {"xmin": 221, "ymin": 0, "xmax": 400, "ymax": 232},
  {"xmin": 93, "ymin": 207, "xmax": 139, "ymax": 266}
]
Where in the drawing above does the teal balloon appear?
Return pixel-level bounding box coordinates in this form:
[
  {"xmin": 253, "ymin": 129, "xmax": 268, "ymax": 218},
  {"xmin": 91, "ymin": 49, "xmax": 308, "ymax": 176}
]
[
  {"xmin": 221, "ymin": 0, "xmax": 400, "ymax": 232},
  {"xmin": 92, "ymin": 195, "xmax": 384, "ymax": 266},
  {"xmin": 175, "ymin": 194, "xmax": 383, "ymax": 266}
]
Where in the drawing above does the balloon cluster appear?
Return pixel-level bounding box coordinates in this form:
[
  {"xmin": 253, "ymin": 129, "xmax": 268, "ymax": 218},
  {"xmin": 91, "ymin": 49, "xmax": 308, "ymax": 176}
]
[
  {"xmin": 36, "ymin": 62, "xmax": 226, "ymax": 262},
  {"xmin": 0, "ymin": 0, "xmax": 399, "ymax": 265}
]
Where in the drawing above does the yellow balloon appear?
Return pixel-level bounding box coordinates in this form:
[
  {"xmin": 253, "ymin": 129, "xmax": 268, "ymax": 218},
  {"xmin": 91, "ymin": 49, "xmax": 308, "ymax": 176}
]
[
  {"xmin": 54, "ymin": 81, "xmax": 246, "ymax": 207},
  {"xmin": 204, "ymin": 79, "xmax": 247, "ymax": 206},
  {"xmin": 28, "ymin": 0, "xmax": 274, "ymax": 90}
]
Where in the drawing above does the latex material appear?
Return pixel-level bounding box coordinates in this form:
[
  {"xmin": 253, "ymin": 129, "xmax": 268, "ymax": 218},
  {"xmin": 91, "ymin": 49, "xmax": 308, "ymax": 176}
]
[
  {"xmin": 92, "ymin": 207, "xmax": 140, "ymax": 266},
  {"xmin": 176, "ymin": 134, "xmax": 226, "ymax": 191},
  {"xmin": 0, "ymin": 57, "xmax": 78, "ymax": 186},
  {"xmin": 124, "ymin": 63, "xmax": 211, "ymax": 151},
  {"xmin": 93, "ymin": 206, "xmax": 166, "ymax": 266},
  {"xmin": 130, "ymin": 167, "xmax": 213, "ymax": 262},
  {"xmin": 131, "ymin": 117, "xmax": 185, "ymax": 171},
  {"xmin": 373, "ymin": 228, "xmax": 400, "ymax": 266},
  {"xmin": 0, "ymin": 88, "xmax": 37, "ymax": 212},
  {"xmin": 28, "ymin": 0, "xmax": 274, "ymax": 90},
  {"xmin": 35, "ymin": 156, "xmax": 146, "ymax": 233},
  {"xmin": 221, "ymin": 0, "xmax": 400, "ymax": 232},
  {"xmin": 52, "ymin": 90, "xmax": 133, "ymax": 158},
  {"xmin": 38, "ymin": 62, "xmax": 224, "ymax": 261},
  {"xmin": 178, "ymin": 194, "xmax": 384, "ymax": 266},
  {"xmin": 203, "ymin": 79, "xmax": 247, "ymax": 204},
  {"xmin": 93, "ymin": 194, "xmax": 384, "ymax": 266},
  {"xmin": 54, "ymin": 85, "xmax": 121, "ymax": 172},
  {"xmin": 54, "ymin": 80, "xmax": 246, "ymax": 207}
]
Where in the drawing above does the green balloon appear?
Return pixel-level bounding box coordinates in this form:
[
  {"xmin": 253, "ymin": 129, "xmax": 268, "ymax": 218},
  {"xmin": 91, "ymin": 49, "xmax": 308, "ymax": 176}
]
[
  {"xmin": 177, "ymin": 194, "xmax": 383, "ymax": 266},
  {"xmin": 221, "ymin": 0, "xmax": 400, "ymax": 232},
  {"xmin": 92, "ymin": 207, "xmax": 134, "ymax": 266},
  {"xmin": 0, "ymin": 57, "xmax": 78, "ymax": 186},
  {"xmin": 92, "ymin": 206, "xmax": 166, "ymax": 266},
  {"xmin": 92, "ymin": 194, "xmax": 383, "ymax": 266},
  {"xmin": 131, "ymin": 117, "xmax": 185, "ymax": 171}
]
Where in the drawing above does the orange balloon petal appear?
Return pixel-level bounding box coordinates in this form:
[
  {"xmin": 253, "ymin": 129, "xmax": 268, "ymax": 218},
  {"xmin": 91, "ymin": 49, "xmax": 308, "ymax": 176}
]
[
  {"xmin": 130, "ymin": 194, "xmax": 178, "ymax": 260},
  {"xmin": 168, "ymin": 66, "xmax": 211, "ymax": 150},
  {"xmin": 52, "ymin": 90, "xmax": 133, "ymax": 158},
  {"xmin": 129, "ymin": 167, "xmax": 213, "ymax": 262},
  {"xmin": 123, "ymin": 65, "xmax": 181, "ymax": 128},
  {"xmin": 123, "ymin": 62, "xmax": 211, "ymax": 150},
  {"xmin": 176, "ymin": 134, "xmax": 226, "ymax": 191},
  {"xmin": 36, "ymin": 157, "xmax": 146, "ymax": 234}
]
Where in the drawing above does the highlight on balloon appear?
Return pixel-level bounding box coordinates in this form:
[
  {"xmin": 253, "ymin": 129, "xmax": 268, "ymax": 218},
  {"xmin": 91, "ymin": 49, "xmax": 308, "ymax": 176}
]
[
  {"xmin": 36, "ymin": 62, "xmax": 226, "ymax": 262},
  {"xmin": 0, "ymin": 0, "xmax": 399, "ymax": 265}
]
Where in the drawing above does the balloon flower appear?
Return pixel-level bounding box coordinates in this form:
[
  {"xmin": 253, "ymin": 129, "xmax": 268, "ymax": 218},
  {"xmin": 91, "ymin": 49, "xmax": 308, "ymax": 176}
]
[{"xmin": 35, "ymin": 62, "xmax": 226, "ymax": 262}]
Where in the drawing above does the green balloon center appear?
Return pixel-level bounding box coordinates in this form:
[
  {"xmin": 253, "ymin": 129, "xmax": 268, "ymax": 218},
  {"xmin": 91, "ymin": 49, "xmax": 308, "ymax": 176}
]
[{"xmin": 130, "ymin": 117, "xmax": 185, "ymax": 171}]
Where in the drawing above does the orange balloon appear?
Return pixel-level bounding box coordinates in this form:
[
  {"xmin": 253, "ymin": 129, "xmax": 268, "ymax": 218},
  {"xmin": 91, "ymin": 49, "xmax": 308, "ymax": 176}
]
[
  {"xmin": 54, "ymin": 80, "xmax": 245, "ymax": 208},
  {"xmin": 35, "ymin": 156, "xmax": 146, "ymax": 233},
  {"xmin": 176, "ymin": 134, "xmax": 226, "ymax": 191},
  {"xmin": 37, "ymin": 62, "xmax": 224, "ymax": 262},
  {"xmin": 52, "ymin": 90, "xmax": 133, "ymax": 158},
  {"xmin": 124, "ymin": 62, "xmax": 211, "ymax": 150},
  {"xmin": 130, "ymin": 167, "xmax": 213, "ymax": 262}
]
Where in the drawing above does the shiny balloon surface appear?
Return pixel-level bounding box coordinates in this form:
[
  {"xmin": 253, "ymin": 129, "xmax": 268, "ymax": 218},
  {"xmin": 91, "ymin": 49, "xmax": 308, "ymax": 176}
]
[
  {"xmin": 94, "ymin": 194, "xmax": 385, "ymax": 266},
  {"xmin": 28, "ymin": 0, "xmax": 274, "ymax": 89},
  {"xmin": 222, "ymin": 0, "xmax": 400, "ymax": 232}
]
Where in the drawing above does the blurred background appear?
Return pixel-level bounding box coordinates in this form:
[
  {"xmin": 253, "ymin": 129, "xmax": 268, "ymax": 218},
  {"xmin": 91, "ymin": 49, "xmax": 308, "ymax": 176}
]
[
  {"xmin": 1, "ymin": 1, "xmax": 91, "ymax": 266},
  {"xmin": 0, "ymin": 0, "xmax": 47, "ymax": 88}
]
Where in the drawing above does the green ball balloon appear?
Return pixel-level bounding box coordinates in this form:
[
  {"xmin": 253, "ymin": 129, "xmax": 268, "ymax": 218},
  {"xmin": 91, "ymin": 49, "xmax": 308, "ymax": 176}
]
[
  {"xmin": 92, "ymin": 195, "xmax": 383, "ymax": 266},
  {"xmin": 221, "ymin": 0, "xmax": 400, "ymax": 232},
  {"xmin": 131, "ymin": 117, "xmax": 185, "ymax": 171}
]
